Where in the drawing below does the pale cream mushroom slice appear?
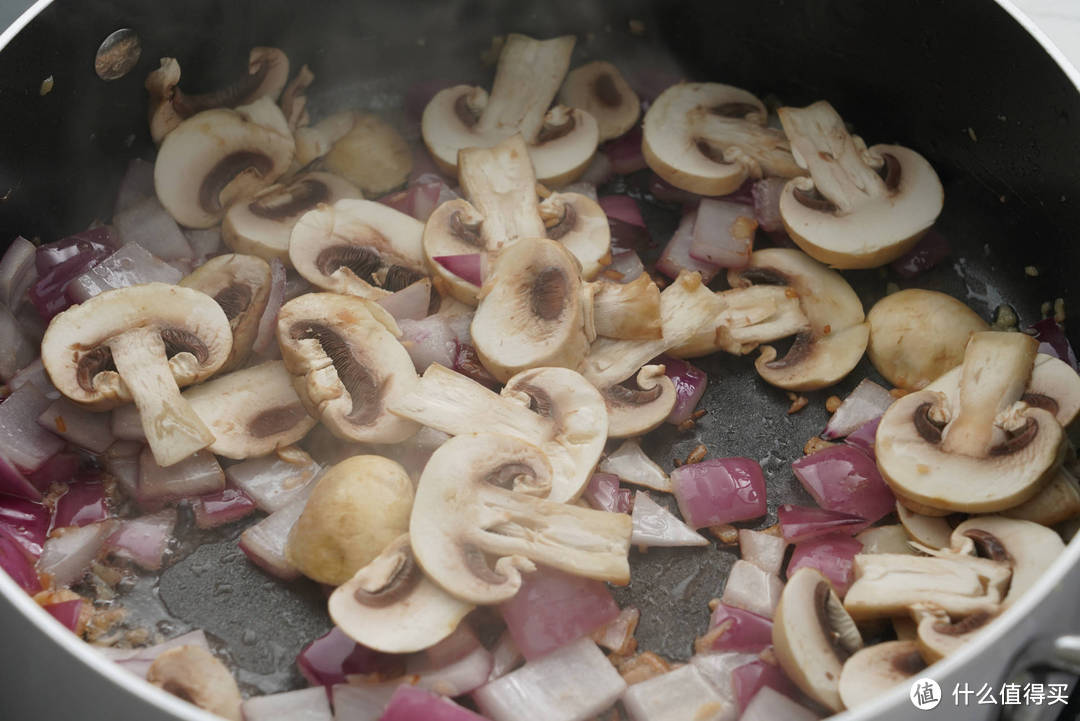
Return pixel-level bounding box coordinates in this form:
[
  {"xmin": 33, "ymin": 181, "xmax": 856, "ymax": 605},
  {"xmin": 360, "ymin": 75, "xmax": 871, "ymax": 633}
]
[
  {"xmin": 777, "ymin": 101, "xmax": 944, "ymax": 269},
  {"xmin": 558, "ymin": 61, "xmax": 640, "ymax": 143},
  {"xmin": 422, "ymin": 34, "xmax": 599, "ymax": 185},
  {"xmin": 389, "ymin": 363, "xmax": 607, "ymax": 502},
  {"xmin": 276, "ymin": 292, "xmax": 420, "ymax": 444},
  {"xmin": 410, "ymin": 433, "xmax": 632, "ymax": 605},
  {"xmin": 222, "ymin": 172, "xmax": 362, "ymax": 262},
  {"xmin": 589, "ymin": 274, "xmax": 662, "ymax": 340},
  {"xmin": 642, "ymin": 83, "xmax": 802, "ymax": 196},
  {"xmin": 41, "ymin": 283, "xmax": 231, "ymax": 467},
  {"xmin": 328, "ymin": 534, "xmax": 474, "ymax": 654},
  {"xmin": 672, "ymin": 283, "xmax": 808, "ymax": 359},
  {"xmin": 471, "ymin": 237, "xmax": 589, "ymax": 383},
  {"xmin": 949, "ymin": 516, "xmax": 1065, "ymax": 607},
  {"xmin": 293, "ymin": 110, "xmax": 358, "ymax": 168},
  {"xmin": 155, "ymin": 97, "xmax": 295, "ymax": 229},
  {"xmin": 837, "ymin": 640, "xmax": 927, "ymax": 711},
  {"xmin": 280, "ymin": 64, "xmax": 314, "ymax": 131},
  {"xmin": 182, "ymin": 360, "xmax": 316, "ymax": 459},
  {"xmin": 322, "ymin": 113, "xmax": 413, "ymax": 197},
  {"xmin": 910, "ymin": 602, "xmax": 998, "ymax": 664},
  {"xmin": 146, "ymin": 645, "xmax": 243, "ymax": 721},
  {"xmin": 1002, "ymin": 465, "xmax": 1080, "ymax": 525},
  {"xmin": 896, "ymin": 502, "xmax": 953, "ymax": 550},
  {"xmin": 727, "ymin": 248, "xmax": 869, "ymax": 391},
  {"xmin": 772, "ymin": 567, "xmax": 864, "ymax": 713},
  {"xmin": 145, "ymin": 47, "xmax": 289, "ymax": 145},
  {"xmin": 290, "ymin": 199, "xmax": 426, "ymax": 300},
  {"xmin": 867, "ymin": 289, "xmax": 988, "ymax": 391},
  {"xmin": 876, "ymin": 332, "xmax": 1066, "ymax": 513},
  {"xmin": 179, "ymin": 253, "xmax": 272, "ymax": 372}
]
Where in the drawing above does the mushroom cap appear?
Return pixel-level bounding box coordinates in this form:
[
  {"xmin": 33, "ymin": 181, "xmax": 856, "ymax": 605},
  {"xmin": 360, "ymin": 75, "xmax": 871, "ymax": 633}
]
[
  {"xmin": 950, "ymin": 516, "xmax": 1064, "ymax": 606},
  {"xmin": 912, "ymin": 603, "xmax": 997, "ymax": 664},
  {"xmin": 323, "ymin": 113, "xmax": 412, "ymax": 197},
  {"xmin": 276, "ymin": 292, "xmax": 420, "ymax": 444},
  {"xmin": 222, "ymin": 172, "xmax": 362, "ymax": 262},
  {"xmin": 42, "ymin": 282, "xmax": 232, "ymax": 409},
  {"xmin": 837, "ymin": 641, "xmax": 927, "ymax": 711},
  {"xmin": 603, "ymin": 364, "xmax": 677, "ymax": 438},
  {"xmin": 539, "ymin": 192, "xmax": 611, "ymax": 280},
  {"xmin": 422, "ymin": 198, "xmax": 487, "ymax": 304},
  {"xmin": 772, "ymin": 567, "xmax": 863, "ymax": 713},
  {"xmin": 867, "ymin": 289, "xmax": 988, "ymax": 390},
  {"xmin": 558, "ymin": 61, "xmax": 640, "ymax": 143},
  {"xmin": 155, "ymin": 96, "xmax": 295, "ymax": 228},
  {"xmin": 290, "ymin": 199, "xmax": 426, "ymax": 300},
  {"xmin": 642, "ymin": 82, "xmax": 802, "ymax": 196},
  {"xmin": 287, "ymin": 455, "xmax": 414, "ymax": 586},
  {"xmin": 179, "ymin": 253, "xmax": 272, "ymax": 372},
  {"xmin": 328, "ymin": 534, "xmax": 474, "ymax": 654},
  {"xmin": 146, "ymin": 645, "xmax": 243, "ymax": 721},
  {"xmin": 896, "ymin": 502, "xmax": 952, "ymax": 549},
  {"xmin": 182, "ymin": 360, "xmax": 316, "ymax": 459},
  {"xmin": 1002, "ymin": 465, "xmax": 1080, "ymax": 526},
  {"xmin": 471, "ymin": 237, "xmax": 589, "ymax": 383},
  {"xmin": 777, "ymin": 102, "xmax": 943, "ymax": 269},
  {"xmin": 728, "ymin": 248, "xmax": 868, "ymax": 391}
]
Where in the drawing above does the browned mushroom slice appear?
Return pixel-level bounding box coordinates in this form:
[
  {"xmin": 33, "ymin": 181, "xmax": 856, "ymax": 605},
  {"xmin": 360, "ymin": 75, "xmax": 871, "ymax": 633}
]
[
  {"xmin": 41, "ymin": 283, "xmax": 232, "ymax": 467},
  {"xmin": 276, "ymin": 292, "xmax": 419, "ymax": 444},
  {"xmin": 588, "ymin": 274, "xmax": 662, "ymax": 340},
  {"xmin": 179, "ymin": 253, "xmax": 272, "ymax": 372},
  {"xmin": 558, "ymin": 61, "xmax": 640, "ymax": 143}
]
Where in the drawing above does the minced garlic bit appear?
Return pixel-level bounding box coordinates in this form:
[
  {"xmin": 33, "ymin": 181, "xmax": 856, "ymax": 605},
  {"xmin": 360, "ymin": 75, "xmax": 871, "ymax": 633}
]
[
  {"xmin": 618, "ymin": 651, "xmax": 671, "ymax": 685},
  {"xmin": 1054, "ymin": 297, "xmax": 1066, "ymax": 323},
  {"xmin": 993, "ymin": 304, "xmax": 1019, "ymax": 331},
  {"xmin": 628, "ymin": 19, "xmax": 646, "ymax": 35},
  {"xmin": 708, "ymin": 524, "xmax": 739, "ymax": 545},
  {"xmin": 803, "ymin": 436, "xmax": 836, "ymax": 456},
  {"xmin": 39, "ymin": 75, "xmax": 54, "ymax": 96},
  {"xmin": 1024, "ymin": 265, "xmax": 1039, "ymax": 277},
  {"xmin": 825, "ymin": 395, "xmax": 843, "ymax": 413},
  {"xmin": 684, "ymin": 443, "xmax": 707, "ymax": 465},
  {"xmin": 787, "ymin": 392, "xmax": 808, "ymax": 414}
]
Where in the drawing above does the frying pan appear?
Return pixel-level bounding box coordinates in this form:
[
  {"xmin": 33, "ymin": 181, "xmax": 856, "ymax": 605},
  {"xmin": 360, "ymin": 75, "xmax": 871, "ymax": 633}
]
[{"xmin": 1, "ymin": 0, "xmax": 1079, "ymax": 719}]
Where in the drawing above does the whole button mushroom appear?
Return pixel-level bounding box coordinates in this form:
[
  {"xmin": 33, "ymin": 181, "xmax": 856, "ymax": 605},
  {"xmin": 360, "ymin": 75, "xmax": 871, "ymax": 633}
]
[
  {"xmin": 41, "ymin": 283, "xmax": 232, "ymax": 467},
  {"xmin": 558, "ymin": 61, "xmax": 640, "ymax": 143}
]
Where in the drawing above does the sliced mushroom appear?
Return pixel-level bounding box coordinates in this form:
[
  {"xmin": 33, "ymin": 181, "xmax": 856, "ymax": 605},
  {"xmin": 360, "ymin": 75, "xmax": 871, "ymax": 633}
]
[
  {"xmin": 854, "ymin": 525, "xmax": 917, "ymax": 555},
  {"xmin": 772, "ymin": 567, "xmax": 864, "ymax": 713},
  {"xmin": 421, "ymin": 34, "xmax": 599, "ymax": 184},
  {"xmin": 777, "ymin": 101, "xmax": 944, "ymax": 269},
  {"xmin": 558, "ymin": 61, "xmax": 640, "ymax": 143},
  {"xmin": 910, "ymin": 602, "xmax": 997, "ymax": 664},
  {"xmin": 293, "ymin": 110, "xmax": 358, "ymax": 168},
  {"xmin": 287, "ymin": 455, "xmax": 414, "ymax": 585},
  {"xmin": 674, "ymin": 284, "xmax": 808, "ymax": 359},
  {"xmin": 409, "ymin": 433, "xmax": 632, "ymax": 604},
  {"xmin": 280, "ymin": 64, "xmax": 314, "ymax": 131},
  {"xmin": 41, "ymin": 283, "xmax": 231, "ymax": 466},
  {"xmin": 728, "ymin": 248, "xmax": 869, "ymax": 391},
  {"xmin": 949, "ymin": 516, "xmax": 1064, "ymax": 606},
  {"xmin": 290, "ymin": 199, "xmax": 426, "ymax": 300},
  {"xmin": 867, "ymin": 290, "xmax": 989, "ymax": 391},
  {"xmin": 276, "ymin": 292, "xmax": 420, "ymax": 444},
  {"xmin": 146, "ymin": 645, "xmax": 243, "ymax": 721},
  {"xmin": 471, "ymin": 238, "xmax": 589, "ymax": 383},
  {"xmin": 896, "ymin": 502, "xmax": 953, "ymax": 550},
  {"xmin": 589, "ymin": 274, "xmax": 663, "ymax": 340},
  {"xmin": 155, "ymin": 97, "xmax": 295, "ymax": 229},
  {"xmin": 642, "ymin": 83, "xmax": 802, "ymax": 196},
  {"xmin": 1002, "ymin": 465, "xmax": 1080, "ymax": 525},
  {"xmin": 876, "ymin": 332, "xmax": 1066, "ymax": 512},
  {"xmin": 423, "ymin": 135, "xmax": 610, "ymax": 304},
  {"xmin": 602, "ymin": 365, "xmax": 678, "ymax": 438},
  {"xmin": 328, "ymin": 534, "xmax": 474, "ymax": 654},
  {"xmin": 179, "ymin": 253, "xmax": 272, "ymax": 371},
  {"xmin": 222, "ymin": 172, "xmax": 362, "ymax": 262},
  {"xmin": 145, "ymin": 47, "xmax": 289, "ymax": 145},
  {"xmin": 322, "ymin": 113, "xmax": 413, "ymax": 197},
  {"xmin": 182, "ymin": 360, "xmax": 316, "ymax": 459},
  {"xmin": 838, "ymin": 640, "xmax": 926, "ymax": 710},
  {"xmin": 389, "ymin": 363, "xmax": 607, "ymax": 502}
]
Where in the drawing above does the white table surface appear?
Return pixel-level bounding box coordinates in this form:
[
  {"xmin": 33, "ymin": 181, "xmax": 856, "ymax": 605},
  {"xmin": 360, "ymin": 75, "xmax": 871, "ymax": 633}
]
[{"xmin": 1013, "ymin": 0, "xmax": 1080, "ymax": 69}]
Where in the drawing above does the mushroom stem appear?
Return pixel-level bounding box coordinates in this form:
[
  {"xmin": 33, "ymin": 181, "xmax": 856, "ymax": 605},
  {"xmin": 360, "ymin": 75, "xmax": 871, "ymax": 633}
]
[
  {"xmin": 713, "ymin": 285, "xmax": 808, "ymax": 354},
  {"xmin": 942, "ymin": 332, "xmax": 1037, "ymax": 457},
  {"xmin": 696, "ymin": 115, "xmax": 801, "ymax": 178},
  {"xmin": 110, "ymin": 327, "xmax": 215, "ymax": 467},
  {"xmin": 458, "ymin": 136, "xmax": 547, "ymax": 250}
]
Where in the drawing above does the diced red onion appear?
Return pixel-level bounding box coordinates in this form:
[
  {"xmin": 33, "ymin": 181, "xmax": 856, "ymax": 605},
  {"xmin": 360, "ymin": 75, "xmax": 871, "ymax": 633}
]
[
  {"xmin": 298, "ymin": 627, "xmax": 399, "ymax": 687},
  {"xmin": 622, "ymin": 664, "xmax": 731, "ymax": 721},
  {"xmin": 434, "ymin": 254, "xmax": 483, "ymax": 287},
  {"xmin": 34, "ymin": 227, "xmax": 116, "ymax": 275},
  {"xmin": 399, "ymin": 316, "xmax": 458, "ymax": 373},
  {"xmin": 631, "ymin": 491, "xmax": 708, "ymax": 547},
  {"xmin": 751, "ymin": 178, "xmax": 787, "ymax": 233},
  {"xmin": 786, "ymin": 534, "xmax": 863, "ymax": 596},
  {"xmin": 732, "ymin": 659, "xmax": 799, "ymax": 714},
  {"xmin": 106, "ymin": 509, "xmax": 176, "ymax": 571},
  {"xmin": 0, "ymin": 383, "xmax": 65, "ymax": 474},
  {"xmin": 379, "ymin": 181, "xmax": 450, "ymax": 222},
  {"xmin": 380, "ymin": 685, "xmax": 489, "ymax": 721},
  {"xmin": 778, "ymin": 505, "xmax": 869, "ymax": 544},
  {"xmin": 66, "ymin": 243, "xmax": 182, "ymax": 304},
  {"xmin": 603, "ymin": 250, "xmax": 645, "ymax": 283},
  {"xmin": 598, "ymin": 195, "xmax": 645, "ymax": 228},
  {"xmin": 9, "ymin": 358, "xmax": 58, "ymax": 397},
  {"xmin": 192, "ymin": 488, "xmax": 256, "ymax": 529},
  {"xmin": 0, "ymin": 532, "xmax": 41, "ymax": 593},
  {"xmin": 423, "ymin": 625, "xmax": 481, "ymax": 669},
  {"xmin": 1, "ymin": 455, "xmax": 44, "ymax": 502},
  {"xmin": 43, "ymin": 598, "xmax": 83, "ymax": 633},
  {"xmin": 688, "ymin": 199, "xmax": 755, "ymax": 268},
  {"xmin": 720, "ymin": 560, "xmax": 783, "ymax": 619},
  {"xmin": 97, "ymin": 629, "xmax": 209, "ymax": 677},
  {"xmin": 690, "ymin": 651, "xmax": 760, "ymax": 700},
  {"xmin": 30, "ymin": 249, "xmax": 106, "ymax": 319},
  {"xmin": 738, "ymin": 529, "xmax": 787, "ymax": 577},
  {"xmin": 0, "ymin": 303, "xmax": 35, "ymax": 383},
  {"xmin": 0, "ymin": 236, "xmax": 37, "ymax": 308},
  {"xmin": 185, "ymin": 227, "xmax": 223, "ymax": 260},
  {"xmin": 577, "ymin": 152, "xmax": 614, "ymax": 187},
  {"xmin": 821, "ymin": 379, "xmax": 892, "ymax": 440},
  {"xmin": 473, "ymin": 638, "xmax": 625, "ymax": 721},
  {"xmin": 114, "ymin": 158, "xmax": 155, "ymax": 213},
  {"xmin": 225, "ymin": 452, "xmax": 320, "ymax": 513},
  {"xmin": 889, "ymin": 229, "xmax": 950, "ymax": 279},
  {"xmin": 26, "ymin": 451, "xmax": 81, "ymax": 492},
  {"xmin": 590, "ymin": 606, "xmax": 638, "ymax": 654},
  {"xmin": 38, "ymin": 398, "xmax": 116, "ymax": 453},
  {"xmin": 741, "ymin": 686, "xmax": 821, "ymax": 721},
  {"xmin": 453, "ymin": 342, "xmax": 499, "ymax": 388},
  {"xmin": 608, "ymin": 217, "xmax": 651, "ymax": 255},
  {"xmin": 113, "ymin": 196, "xmax": 193, "ymax": 261},
  {"xmin": 253, "ymin": 258, "xmax": 288, "ymax": 356},
  {"xmin": 598, "ymin": 439, "xmax": 670, "ymax": 492},
  {"xmin": 656, "ymin": 210, "xmax": 720, "ymax": 283},
  {"xmin": 333, "ymin": 685, "xmax": 393, "ymax": 721},
  {"xmin": 707, "ymin": 604, "xmax": 773, "ymax": 653},
  {"xmin": 844, "ymin": 417, "xmax": 881, "ymax": 461},
  {"xmin": 37, "ymin": 520, "xmax": 114, "ymax": 588},
  {"xmin": 239, "ymin": 494, "xmax": 307, "ymax": 580},
  {"xmin": 0, "ymin": 496, "xmax": 49, "ymax": 558},
  {"xmin": 242, "ymin": 686, "xmax": 332, "ymax": 721},
  {"xmin": 137, "ymin": 448, "xmax": 224, "ymax": 506},
  {"xmin": 671, "ymin": 457, "xmax": 766, "ymax": 528},
  {"xmin": 602, "ymin": 125, "xmax": 646, "ymax": 175},
  {"xmin": 660, "ymin": 355, "xmax": 707, "ymax": 424},
  {"xmin": 52, "ymin": 481, "xmax": 109, "ymax": 530},
  {"xmin": 792, "ymin": 445, "xmax": 895, "ymax": 524},
  {"xmin": 488, "ymin": 633, "xmax": 523, "ymax": 682},
  {"xmin": 377, "ymin": 279, "xmax": 432, "ymax": 322},
  {"xmin": 1028, "ymin": 318, "xmax": 1078, "ymax": 370},
  {"xmin": 648, "ymin": 174, "xmax": 702, "ymax": 207},
  {"xmin": 499, "ymin": 566, "xmax": 619, "ymax": 660},
  {"xmin": 400, "ymin": 642, "xmax": 493, "ymax": 697},
  {"xmin": 582, "ymin": 472, "xmax": 632, "ymax": 514}
]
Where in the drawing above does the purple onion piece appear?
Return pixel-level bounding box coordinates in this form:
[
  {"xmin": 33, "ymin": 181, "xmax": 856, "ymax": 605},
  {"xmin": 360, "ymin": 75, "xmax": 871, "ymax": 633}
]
[
  {"xmin": 52, "ymin": 481, "xmax": 109, "ymax": 530},
  {"xmin": 889, "ymin": 228, "xmax": 950, "ymax": 278},
  {"xmin": 582, "ymin": 472, "xmax": 632, "ymax": 514},
  {"xmin": 1028, "ymin": 318, "xmax": 1078, "ymax": 371},
  {"xmin": 751, "ymin": 178, "xmax": 787, "ymax": 233},
  {"xmin": 0, "ymin": 496, "xmax": 49, "ymax": 558},
  {"xmin": 786, "ymin": 533, "xmax": 863, "ymax": 596},
  {"xmin": 656, "ymin": 210, "xmax": 720, "ymax": 283},
  {"xmin": 707, "ymin": 604, "xmax": 773, "ymax": 653},
  {"xmin": 297, "ymin": 627, "xmax": 399, "ymax": 687},
  {"xmin": 0, "ymin": 532, "xmax": 41, "ymax": 593},
  {"xmin": 777, "ymin": 504, "xmax": 869, "ymax": 543},
  {"xmin": 659, "ymin": 355, "xmax": 707, "ymax": 424},
  {"xmin": 192, "ymin": 488, "xmax": 256, "ymax": 529},
  {"xmin": 671, "ymin": 458, "xmax": 767, "ymax": 528},
  {"xmin": 845, "ymin": 416, "xmax": 881, "ymax": 459},
  {"xmin": 821, "ymin": 379, "xmax": 892, "ymax": 440},
  {"xmin": 791, "ymin": 445, "xmax": 896, "ymax": 524},
  {"xmin": 43, "ymin": 598, "xmax": 83, "ymax": 633}
]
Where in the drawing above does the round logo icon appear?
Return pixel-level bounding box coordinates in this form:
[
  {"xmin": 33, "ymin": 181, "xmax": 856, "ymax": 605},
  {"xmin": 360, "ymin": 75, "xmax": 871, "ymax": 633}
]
[{"xmin": 910, "ymin": 678, "xmax": 942, "ymax": 710}]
